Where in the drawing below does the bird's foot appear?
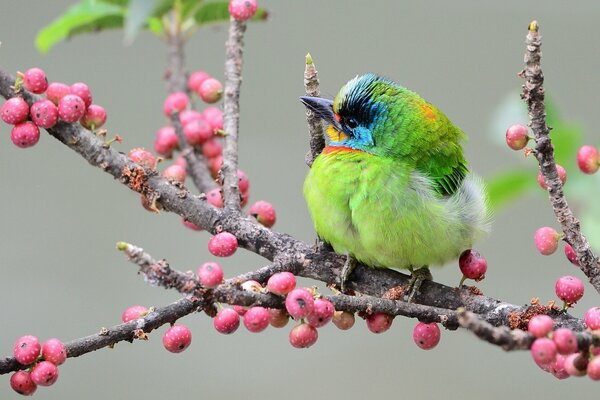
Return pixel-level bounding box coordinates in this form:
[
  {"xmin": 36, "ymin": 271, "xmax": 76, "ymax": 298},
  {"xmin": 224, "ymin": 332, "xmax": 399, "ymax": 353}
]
[
  {"xmin": 340, "ymin": 255, "xmax": 357, "ymax": 293},
  {"xmin": 406, "ymin": 266, "xmax": 432, "ymax": 303}
]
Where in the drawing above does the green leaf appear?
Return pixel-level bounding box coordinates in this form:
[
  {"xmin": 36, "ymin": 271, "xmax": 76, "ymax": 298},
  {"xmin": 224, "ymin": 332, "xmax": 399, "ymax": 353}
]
[
  {"xmin": 124, "ymin": 0, "xmax": 163, "ymax": 44},
  {"xmin": 194, "ymin": 1, "xmax": 268, "ymax": 26},
  {"xmin": 36, "ymin": 0, "xmax": 124, "ymax": 53},
  {"xmin": 486, "ymin": 169, "xmax": 536, "ymax": 211}
]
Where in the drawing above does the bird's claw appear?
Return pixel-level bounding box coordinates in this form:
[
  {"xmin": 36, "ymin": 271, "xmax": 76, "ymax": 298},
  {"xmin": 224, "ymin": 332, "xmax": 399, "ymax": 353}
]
[
  {"xmin": 406, "ymin": 267, "xmax": 432, "ymax": 303},
  {"xmin": 340, "ymin": 255, "xmax": 357, "ymax": 293}
]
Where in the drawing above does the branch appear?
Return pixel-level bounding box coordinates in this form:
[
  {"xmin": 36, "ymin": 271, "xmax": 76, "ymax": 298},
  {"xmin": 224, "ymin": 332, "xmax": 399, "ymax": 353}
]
[
  {"xmin": 520, "ymin": 21, "xmax": 600, "ymax": 294},
  {"xmin": 303, "ymin": 53, "xmax": 325, "ymax": 167}
]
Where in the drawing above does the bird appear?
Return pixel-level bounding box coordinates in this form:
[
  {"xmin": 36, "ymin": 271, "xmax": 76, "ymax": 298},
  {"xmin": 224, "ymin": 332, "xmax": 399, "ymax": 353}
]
[{"xmin": 301, "ymin": 73, "xmax": 489, "ymax": 302}]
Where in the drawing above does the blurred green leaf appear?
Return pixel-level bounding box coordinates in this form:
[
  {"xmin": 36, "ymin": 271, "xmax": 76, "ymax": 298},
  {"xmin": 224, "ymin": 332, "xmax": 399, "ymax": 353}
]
[
  {"xmin": 486, "ymin": 169, "xmax": 536, "ymax": 211},
  {"xmin": 147, "ymin": 17, "xmax": 165, "ymax": 35},
  {"xmin": 551, "ymin": 122, "xmax": 583, "ymax": 168},
  {"xmin": 124, "ymin": 0, "xmax": 162, "ymax": 44},
  {"xmin": 194, "ymin": 1, "xmax": 268, "ymax": 26}
]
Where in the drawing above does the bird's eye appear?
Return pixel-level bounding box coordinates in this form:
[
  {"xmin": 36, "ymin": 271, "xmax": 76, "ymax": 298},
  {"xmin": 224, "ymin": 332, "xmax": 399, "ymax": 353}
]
[{"xmin": 346, "ymin": 118, "xmax": 358, "ymax": 130}]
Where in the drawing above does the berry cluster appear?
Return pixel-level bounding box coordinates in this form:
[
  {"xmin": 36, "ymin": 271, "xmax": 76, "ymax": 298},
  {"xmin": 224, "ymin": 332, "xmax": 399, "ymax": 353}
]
[{"xmin": 1, "ymin": 68, "xmax": 107, "ymax": 148}]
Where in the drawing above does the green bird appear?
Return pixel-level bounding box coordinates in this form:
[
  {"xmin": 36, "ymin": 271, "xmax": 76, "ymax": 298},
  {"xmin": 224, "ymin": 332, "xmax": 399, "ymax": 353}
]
[{"xmin": 301, "ymin": 73, "xmax": 489, "ymax": 301}]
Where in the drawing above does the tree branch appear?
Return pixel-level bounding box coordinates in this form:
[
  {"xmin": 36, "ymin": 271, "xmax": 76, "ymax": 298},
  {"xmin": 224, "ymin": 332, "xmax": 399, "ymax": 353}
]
[{"xmin": 303, "ymin": 53, "xmax": 325, "ymax": 167}]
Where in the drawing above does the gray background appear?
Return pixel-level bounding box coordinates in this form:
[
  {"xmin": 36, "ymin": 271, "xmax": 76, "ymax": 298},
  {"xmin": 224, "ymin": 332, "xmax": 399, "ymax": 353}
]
[{"xmin": 1, "ymin": 1, "xmax": 600, "ymax": 398}]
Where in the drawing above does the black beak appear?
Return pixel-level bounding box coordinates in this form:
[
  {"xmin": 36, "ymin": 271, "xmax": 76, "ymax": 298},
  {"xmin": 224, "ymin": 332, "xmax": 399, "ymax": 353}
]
[{"xmin": 300, "ymin": 96, "xmax": 341, "ymax": 130}]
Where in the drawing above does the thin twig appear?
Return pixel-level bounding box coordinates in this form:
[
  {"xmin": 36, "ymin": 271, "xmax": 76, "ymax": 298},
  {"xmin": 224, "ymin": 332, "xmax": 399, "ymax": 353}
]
[{"xmin": 303, "ymin": 53, "xmax": 325, "ymax": 167}]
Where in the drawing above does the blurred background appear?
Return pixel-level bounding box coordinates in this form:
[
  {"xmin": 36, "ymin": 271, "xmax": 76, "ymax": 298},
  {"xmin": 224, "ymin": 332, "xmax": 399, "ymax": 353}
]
[{"xmin": 1, "ymin": 1, "xmax": 600, "ymax": 398}]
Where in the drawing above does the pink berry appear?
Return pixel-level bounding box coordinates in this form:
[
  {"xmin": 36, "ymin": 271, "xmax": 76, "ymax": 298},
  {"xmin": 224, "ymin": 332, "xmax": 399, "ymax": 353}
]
[
  {"xmin": 588, "ymin": 356, "xmax": 600, "ymax": 380},
  {"xmin": 553, "ymin": 328, "xmax": 578, "ymax": 355},
  {"xmin": 203, "ymin": 106, "xmax": 223, "ymax": 132},
  {"xmin": 206, "ymin": 188, "xmax": 224, "ymax": 208},
  {"xmin": 243, "ymin": 306, "xmax": 270, "ymax": 333},
  {"xmin": 549, "ymin": 354, "xmax": 570, "ymax": 380},
  {"xmin": 182, "ymin": 218, "xmax": 202, "ymax": 231},
  {"xmin": 197, "ymin": 78, "xmax": 223, "ymax": 104},
  {"xmin": 128, "ymin": 147, "xmax": 157, "ymax": 169},
  {"xmin": 121, "ymin": 305, "xmax": 148, "ymax": 323},
  {"xmin": 1, "ymin": 97, "xmax": 29, "ymax": 124},
  {"xmin": 555, "ymin": 275, "xmax": 585, "ymax": 305},
  {"xmin": 184, "ymin": 119, "xmax": 213, "ymax": 145},
  {"xmin": 228, "ymin": 0, "xmax": 258, "ymax": 21},
  {"xmin": 458, "ymin": 249, "xmax": 487, "ymax": 281},
  {"xmin": 306, "ymin": 298, "xmax": 335, "ymax": 328},
  {"xmin": 505, "ymin": 124, "xmax": 529, "ymax": 150},
  {"xmin": 534, "ymin": 227, "xmax": 560, "ymax": 255},
  {"xmin": 285, "ymin": 288, "xmax": 315, "ymax": 319},
  {"xmin": 10, "ymin": 370, "xmax": 37, "ymax": 396},
  {"xmin": 58, "ymin": 94, "xmax": 85, "ymax": 123},
  {"xmin": 154, "ymin": 126, "xmax": 179, "ymax": 158},
  {"xmin": 179, "ymin": 109, "xmax": 203, "ymax": 126},
  {"xmin": 214, "ymin": 308, "xmax": 240, "ymax": 334},
  {"xmin": 537, "ymin": 164, "xmax": 567, "ymax": 190},
  {"xmin": 30, "ymin": 99, "xmax": 58, "ymax": 128},
  {"xmin": 366, "ymin": 312, "xmax": 394, "ymax": 334},
  {"xmin": 30, "ymin": 361, "xmax": 59, "ymax": 386},
  {"xmin": 528, "ymin": 315, "xmax": 554, "ymax": 338},
  {"xmin": 248, "ymin": 200, "xmax": 276, "ymax": 228},
  {"xmin": 577, "ymin": 145, "xmax": 600, "ymax": 174},
  {"xmin": 46, "ymin": 82, "xmax": 70, "ymax": 105},
  {"xmin": 13, "ymin": 335, "xmax": 41, "ymax": 365},
  {"xmin": 241, "ymin": 188, "xmax": 250, "ymax": 208},
  {"xmin": 208, "ymin": 232, "xmax": 238, "ymax": 257},
  {"xmin": 162, "ymin": 324, "xmax": 192, "ymax": 353},
  {"xmin": 23, "ymin": 67, "xmax": 48, "ymax": 94},
  {"xmin": 80, "ymin": 104, "xmax": 107, "ymax": 130},
  {"xmin": 188, "ymin": 70, "xmax": 211, "ymax": 92},
  {"xmin": 162, "ymin": 164, "xmax": 186, "ymax": 183},
  {"xmin": 210, "ymin": 155, "xmax": 223, "ymax": 178},
  {"xmin": 289, "ymin": 323, "xmax": 318, "ymax": 348},
  {"xmin": 202, "ymin": 138, "xmax": 223, "ymax": 158},
  {"xmin": 197, "ymin": 262, "xmax": 224, "ymax": 288},
  {"xmin": 531, "ymin": 337, "xmax": 557, "ymax": 366},
  {"xmin": 564, "ymin": 353, "xmax": 588, "ymax": 377},
  {"xmin": 333, "ymin": 311, "xmax": 355, "ymax": 330},
  {"xmin": 163, "ymin": 92, "xmax": 188, "ymax": 116},
  {"xmin": 233, "ymin": 305, "xmax": 248, "ymax": 316},
  {"xmin": 237, "ymin": 169, "xmax": 250, "ymax": 193},
  {"xmin": 175, "ymin": 155, "xmax": 187, "ymax": 169},
  {"xmin": 586, "ymin": 307, "xmax": 600, "ymax": 330},
  {"xmin": 70, "ymin": 82, "xmax": 92, "ymax": 107},
  {"xmin": 413, "ymin": 322, "xmax": 441, "ymax": 350},
  {"xmin": 267, "ymin": 272, "xmax": 296, "ymax": 295},
  {"xmin": 564, "ymin": 243, "xmax": 579, "ymax": 266},
  {"xmin": 11, "ymin": 122, "xmax": 40, "ymax": 148},
  {"xmin": 41, "ymin": 338, "xmax": 66, "ymax": 366},
  {"xmin": 268, "ymin": 308, "xmax": 289, "ymax": 328}
]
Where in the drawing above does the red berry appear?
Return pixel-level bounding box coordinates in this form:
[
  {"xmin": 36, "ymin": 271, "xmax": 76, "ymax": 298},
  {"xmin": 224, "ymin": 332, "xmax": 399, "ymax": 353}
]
[
  {"xmin": 366, "ymin": 312, "xmax": 393, "ymax": 334},
  {"xmin": 163, "ymin": 92, "xmax": 188, "ymax": 116},
  {"xmin": 233, "ymin": 305, "xmax": 248, "ymax": 316},
  {"xmin": 333, "ymin": 311, "xmax": 355, "ymax": 330},
  {"xmin": 248, "ymin": 200, "xmax": 276, "ymax": 228},
  {"xmin": 179, "ymin": 109, "xmax": 203, "ymax": 126},
  {"xmin": 285, "ymin": 288, "xmax": 315, "ymax": 319},
  {"xmin": 458, "ymin": 249, "xmax": 487, "ymax": 281},
  {"xmin": 564, "ymin": 353, "xmax": 588, "ymax": 377},
  {"xmin": 162, "ymin": 325, "xmax": 192, "ymax": 353},
  {"xmin": 1, "ymin": 97, "xmax": 29, "ymax": 124},
  {"xmin": 13, "ymin": 335, "xmax": 41, "ymax": 365},
  {"xmin": 306, "ymin": 298, "xmax": 335, "ymax": 328},
  {"xmin": 268, "ymin": 308, "xmax": 289, "ymax": 328},
  {"xmin": 549, "ymin": 354, "xmax": 570, "ymax": 380},
  {"xmin": 202, "ymin": 138, "xmax": 223, "ymax": 158},
  {"xmin": 555, "ymin": 275, "xmax": 585, "ymax": 305},
  {"xmin": 564, "ymin": 243, "xmax": 579, "ymax": 266},
  {"xmin": 505, "ymin": 124, "xmax": 529, "ymax": 150},
  {"xmin": 184, "ymin": 119, "xmax": 213, "ymax": 145},
  {"xmin": 46, "ymin": 82, "xmax": 70, "ymax": 105},
  {"xmin": 552, "ymin": 328, "xmax": 577, "ymax": 355},
  {"xmin": 203, "ymin": 106, "xmax": 223, "ymax": 132},
  {"xmin": 531, "ymin": 337, "xmax": 557, "ymax": 366},
  {"xmin": 153, "ymin": 126, "xmax": 179, "ymax": 158},
  {"xmin": 243, "ymin": 306, "xmax": 270, "ymax": 333},
  {"xmin": 10, "ymin": 370, "xmax": 37, "ymax": 396},
  {"xmin": 58, "ymin": 94, "xmax": 85, "ymax": 123},
  {"xmin": 241, "ymin": 189, "xmax": 250, "ymax": 208},
  {"xmin": 128, "ymin": 147, "xmax": 157, "ymax": 169},
  {"xmin": 208, "ymin": 232, "xmax": 238, "ymax": 257},
  {"xmin": 577, "ymin": 145, "xmax": 600, "ymax": 174},
  {"xmin": 228, "ymin": 0, "xmax": 258, "ymax": 21},
  {"xmin": 206, "ymin": 188, "xmax": 224, "ymax": 208},
  {"xmin": 122, "ymin": 305, "xmax": 148, "ymax": 323},
  {"xmin": 30, "ymin": 361, "xmax": 59, "ymax": 386},
  {"xmin": 11, "ymin": 122, "xmax": 40, "ymax": 148},
  {"xmin": 175, "ymin": 155, "xmax": 187, "ymax": 169},
  {"xmin": 197, "ymin": 78, "xmax": 223, "ymax": 104},
  {"xmin": 413, "ymin": 322, "xmax": 441, "ymax": 350},
  {"xmin": 182, "ymin": 218, "xmax": 202, "ymax": 231},
  {"xmin": 214, "ymin": 308, "xmax": 240, "ymax": 334},
  {"xmin": 588, "ymin": 356, "xmax": 600, "ymax": 380},
  {"xmin": 534, "ymin": 227, "xmax": 560, "ymax": 255},
  {"xmin": 80, "ymin": 104, "xmax": 107, "ymax": 130},
  {"xmin": 289, "ymin": 323, "xmax": 318, "ymax": 348},
  {"xmin": 267, "ymin": 272, "xmax": 296, "ymax": 295},
  {"xmin": 197, "ymin": 262, "xmax": 224, "ymax": 288},
  {"xmin": 23, "ymin": 67, "xmax": 48, "ymax": 94},
  {"xmin": 70, "ymin": 82, "xmax": 92, "ymax": 107},
  {"xmin": 209, "ymin": 155, "xmax": 223, "ymax": 178},
  {"xmin": 537, "ymin": 164, "xmax": 567, "ymax": 190},
  {"xmin": 237, "ymin": 169, "xmax": 250, "ymax": 193},
  {"xmin": 188, "ymin": 70, "xmax": 211, "ymax": 92},
  {"xmin": 585, "ymin": 307, "xmax": 600, "ymax": 330},
  {"xmin": 41, "ymin": 338, "xmax": 67, "ymax": 366},
  {"xmin": 162, "ymin": 164, "xmax": 186, "ymax": 183},
  {"xmin": 30, "ymin": 99, "xmax": 58, "ymax": 128},
  {"xmin": 527, "ymin": 315, "xmax": 553, "ymax": 338}
]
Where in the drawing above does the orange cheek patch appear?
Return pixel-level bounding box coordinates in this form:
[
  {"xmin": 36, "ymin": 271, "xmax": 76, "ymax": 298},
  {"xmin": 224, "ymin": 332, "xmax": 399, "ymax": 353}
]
[
  {"xmin": 421, "ymin": 104, "xmax": 436, "ymax": 121},
  {"xmin": 326, "ymin": 125, "xmax": 347, "ymax": 142}
]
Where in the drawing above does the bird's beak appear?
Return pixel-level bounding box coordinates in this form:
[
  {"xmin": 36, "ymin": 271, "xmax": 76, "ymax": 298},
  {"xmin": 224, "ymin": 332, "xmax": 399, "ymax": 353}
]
[{"xmin": 300, "ymin": 96, "xmax": 343, "ymax": 132}]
